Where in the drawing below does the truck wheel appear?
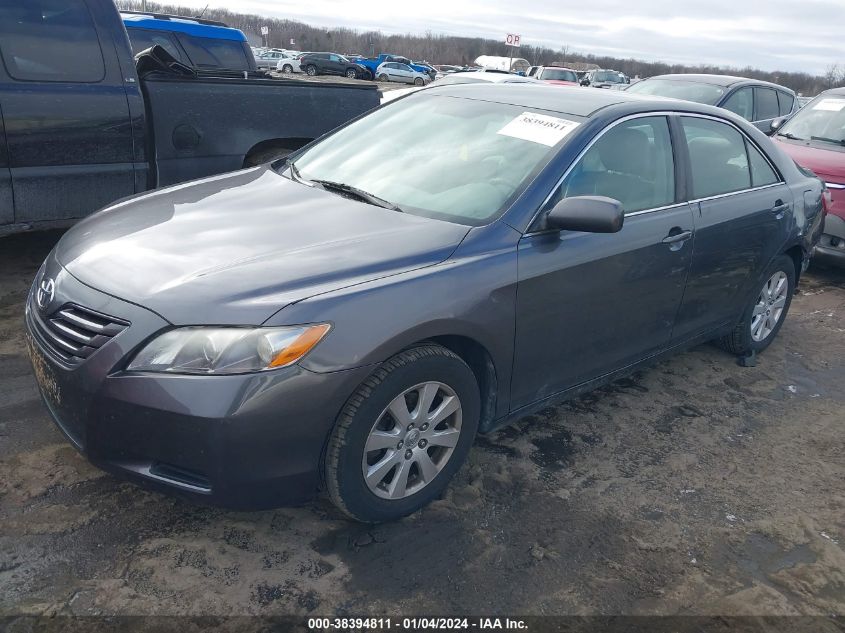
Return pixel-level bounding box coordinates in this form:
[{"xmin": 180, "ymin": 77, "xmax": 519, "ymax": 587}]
[
  {"xmin": 324, "ymin": 344, "xmax": 480, "ymax": 523},
  {"xmin": 306, "ymin": 65, "xmax": 317, "ymax": 76},
  {"xmin": 414, "ymin": 77, "xmax": 424, "ymax": 86},
  {"xmin": 717, "ymin": 254, "xmax": 795, "ymax": 356},
  {"xmin": 345, "ymin": 68, "xmax": 357, "ymax": 79},
  {"xmin": 377, "ymin": 74, "xmax": 388, "ymax": 82},
  {"xmin": 281, "ymin": 64, "xmax": 293, "ymax": 73}
]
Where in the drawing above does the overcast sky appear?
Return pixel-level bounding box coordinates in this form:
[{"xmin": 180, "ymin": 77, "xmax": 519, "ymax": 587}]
[{"xmin": 171, "ymin": 0, "xmax": 841, "ymax": 75}]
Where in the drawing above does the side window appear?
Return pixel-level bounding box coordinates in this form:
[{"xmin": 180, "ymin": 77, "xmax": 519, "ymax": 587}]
[
  {"xmin": 778, "ymin": 91, "xmax": 795, "ymax": 116},
  {"xmin": 329, "ymin": 54, "xmax": 340, "ymax": 62},
  {"xmin": 682, "ymin": 117, "xmax": 751, "ymax": 198},
  {"xmin": 551, "ymin": 116, "xmax": 675, "ymax": 214},
  {"xmin": 722, "ymin": 87, "xmax": 754, "ymax": 121},
  {"xmin": 126, "ymin": 28, "xmax": 184, "ymax": 62},
  {"xmin": 754, "ymin": 87, "xmax": 780, "ymax": 121},
  {"xmin": 176, "ymin": 35, "xmax": 249, "ymax": 70},
  {"xmin": 0, "ymin": 0, "xmax": 106, "ymax": 82},
  {"xmin": 746, "ymin": 140, "xmax": 779, "ymax": 187}
]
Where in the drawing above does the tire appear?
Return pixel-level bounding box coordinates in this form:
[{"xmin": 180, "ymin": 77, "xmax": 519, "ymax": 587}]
[
  {"xmin": 325, "ymin": 344, "xmax": 480, "ymax": 522},
  {"xmin": 717, "ymin": 254, "xmax": 796, "ymax": 355},
  {"xmin": 281, "ymin": 64, "xmax": 293, "ymax": 73},
  {"xmin": 413, "ymin": 77, "xmax": 424, "ymax": 86},
  {"xmin": 345, "ymin": 68, "xmax": 357, "ymax": 79},
  {"xmin": 377, "ymin": 74, "xmax": 388, "ymax": 82},
  {"xmin": 305, "ymin": 65, "xmax": 317, "ymax": 76}
]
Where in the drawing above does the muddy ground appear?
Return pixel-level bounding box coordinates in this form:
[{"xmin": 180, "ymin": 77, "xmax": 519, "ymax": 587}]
[{"xmin": 1, "ymin": 230, "xmax": 843, "ymax": 617}]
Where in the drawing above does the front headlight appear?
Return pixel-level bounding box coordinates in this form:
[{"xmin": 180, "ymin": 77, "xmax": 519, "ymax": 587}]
[{"xmin": 127, "ymin": 324, "xmax": 330, "ymax": 375}]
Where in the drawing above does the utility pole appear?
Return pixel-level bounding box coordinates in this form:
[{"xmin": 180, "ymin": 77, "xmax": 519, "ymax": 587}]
[{"xmin": 142, "ymin": 0, "xmax": 147, "ymax": 10}]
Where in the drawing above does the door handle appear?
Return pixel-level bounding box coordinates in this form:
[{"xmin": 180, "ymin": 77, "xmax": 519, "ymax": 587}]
[
  {"xmin": 771, "ymin": 199, "xmax": 790, "ymax": 218},
  {"xmin": 662, "ymin": 230, "xmax": 693, "ymax": 244}
]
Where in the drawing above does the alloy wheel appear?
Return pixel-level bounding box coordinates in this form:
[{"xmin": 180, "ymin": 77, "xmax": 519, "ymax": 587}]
[
  {"xmin": 751, "ymin": 271, "xmax": 789, "ymax": 342},
  {"xmin": 362, "ymin": 381, "xmax": 462, "ymax": 500}
]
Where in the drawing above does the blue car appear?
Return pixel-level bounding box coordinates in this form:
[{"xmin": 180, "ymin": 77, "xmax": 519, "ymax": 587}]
[{"xmin": 121, "ymin": 10, "xmax": 256, "ymax": 72}]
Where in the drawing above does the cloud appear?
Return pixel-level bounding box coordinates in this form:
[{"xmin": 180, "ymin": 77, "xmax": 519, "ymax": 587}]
[{"xmin": 168, "ymin": 0, "xmax": 841, "ymax": 74}]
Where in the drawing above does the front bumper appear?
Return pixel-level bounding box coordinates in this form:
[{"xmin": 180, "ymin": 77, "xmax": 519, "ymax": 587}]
[
  {"xmin": 25, "ymin": 254, "xmax": 372, "ymax": 509},
  {"xmin": 813, "ymin": 213, "xmax": 845, "ymax": 266}
]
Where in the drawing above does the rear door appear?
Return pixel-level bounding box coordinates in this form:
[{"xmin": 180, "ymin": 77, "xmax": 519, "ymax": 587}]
[
  {"xmin": 753, "ymin": 86, "xmax": 781, "ymax": 131},
  {"xmin": 511, "ymin": 115, "xmax": 695, "ymax": 408},
  {"xmin": 0, "ymin": 0, "xmax": 135, "ymax": 225},
  {"xmin": 671, "ymin": 115, "xmax": 792, "ymax": 341}
]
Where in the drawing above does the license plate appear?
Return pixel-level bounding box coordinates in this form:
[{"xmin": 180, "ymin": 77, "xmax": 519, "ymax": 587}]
[{"xmin": 26, "ymin": 333, "xmax": 62, "ymax": 409}]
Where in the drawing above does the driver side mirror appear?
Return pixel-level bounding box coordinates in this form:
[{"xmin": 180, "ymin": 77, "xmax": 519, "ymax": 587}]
[
  {"xmin": 545, "ymin": 196, "xmax": 624, "ymax": 233},
  {"xmin": 580, "ymin": 78, "xmax": 590, "ymax": 86},
  {"xmin": 768, "ymin": 116, "xmax": 788, "ymax": 136}
]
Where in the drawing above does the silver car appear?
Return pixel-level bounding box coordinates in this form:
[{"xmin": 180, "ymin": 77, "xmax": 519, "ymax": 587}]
[{"xmin": 376, "ymin": 61, "xmax": 430, "ymax": 86}]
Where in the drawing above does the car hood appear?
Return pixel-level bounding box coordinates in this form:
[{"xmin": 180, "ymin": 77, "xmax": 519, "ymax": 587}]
[
  {"xmin": 774, "ymin": 137, "xmax": 845, "ymax": 182},
  {"xmin": 57, "ymin": 168, "xmax": 470, "ymax": 325}
]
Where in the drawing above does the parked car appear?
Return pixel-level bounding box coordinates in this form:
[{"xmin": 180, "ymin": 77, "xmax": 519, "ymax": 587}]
[
  {"xmin": 534, "ymin": 66, "xmax": 580, "ymax": 86},
  {"xmin": 276, "ymin": 51, "xmax": 307, "ymax": 74},
  {"xmin": 121, "ymin": 11, "xmax": 257, "ymax": 72},
  {"xmin": 581, "ymin": 69, "xmax": 627, "ymax": 89},
  {"xmin": 26, "ymin": 83, "xmax": 823, "ymax": 522},
  {"xmin": 380, "ymin": 69, "xmax": 538, "ymax": 104},
  {"xmin": 351, "ymin": 54, "xmax": 436, "ymax": 81},
  {"xmin": 255, "ymin": 49, "xmax": 295, "ymax": 70},
  {"xmin": 299, "ymin": 53, "xmax": 371, "ymax": 79},
  {"xmin": 376, "ymin": 62, "xmax": 431, "ymax": 85},
  {"xmin": 772, "ymin": 89, "xmax": 845, "ymax": 265},
  {"xmin": 0, "ymin": 0, "xmax": 380, "ymax": 236},
  {"xmin": 626, "ymin": 74, "xmax": 799, "ymax": 133}
]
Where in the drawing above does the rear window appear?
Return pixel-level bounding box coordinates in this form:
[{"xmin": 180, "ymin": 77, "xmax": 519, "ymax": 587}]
[
  {"xmin": 539, "ymin": 68, "xmax": 578, "ymax": 82},
  {"xmin": 778, "ymin": 91, "xmax": 795, "ymax": 116},
  {"xmin": 176, "ymin": 34, "xmax": 249, "ymax": 70},
  {"xmin": 755, "ymin": 88, "xmax": 780, "ymax": 121},
  {"xmin": 126, "ymin": 27, "xmax": 184, "ymax": 62},
  {"xmin": 627, "ymin": 79, "xmax": 725, "ymax": 105},
  {"xmin": 0, "ymin": 0, "xmax": 106, "ymax": 82}
]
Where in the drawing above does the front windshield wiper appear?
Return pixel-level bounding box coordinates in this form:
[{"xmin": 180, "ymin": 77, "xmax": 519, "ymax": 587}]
[
  {"xmin": 310, "ymin": 179, "xmax": 404, "ymax": 212},
  {"xmin": 810, "ymin": 135, "xmax": 845, "ymax": 146},
  {"xmin": 778, "ymin": 132, "xmax": 805, "ymax": 141}
]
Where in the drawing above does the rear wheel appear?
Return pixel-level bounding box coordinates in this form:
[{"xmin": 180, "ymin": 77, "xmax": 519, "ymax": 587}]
[
  {"xmin": 413, "ymin": 77, "xmax": 424, "ymax": 86},
  {"xmin": 717, "ymin": 255, "xmax": 795, "ymax": 355},
  {"xmin": 345, "ymin": 68, "xmax": 358, "ymax": 79},
  {"xmin": 324, "ymin": 344, "xmax": 480, "ymax": 522},
  {"xmin": 305, "ymin": 65, "xmax": 317, "ymax": 76},
  {"xmin": 377, "ymin": 73, "xmax": 388, "ymax": 82}
]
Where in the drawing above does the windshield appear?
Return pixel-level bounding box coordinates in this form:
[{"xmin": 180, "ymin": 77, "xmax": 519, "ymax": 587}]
[
  {"xmin": 626, "ymin": 78, "xmax": 725, "ymax": 104},
  {"xmin": 539, "ymin": 68, "xmax": 577, "ymax": 82},
  {"xmin": 778, "ymin": 96, "xmax": 845, "ymax": 145},
  {"xmin": 290, "ymin": 94, "xmax": 577, "ymax": 225},
  {"xmin": 594, "ymin": 71, "xmax": 623, "ymax": 83}
]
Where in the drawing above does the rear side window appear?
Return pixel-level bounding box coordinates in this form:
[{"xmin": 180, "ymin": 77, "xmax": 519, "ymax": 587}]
[
  {"xmin": 553, "ymin": 116, "xmax": 676, "ymax": 214},
  {"xmin": 778, "ymin": 91, "xmax": 795, "ymax": 116},
  {"xmin": 682, "ymin": 117, "xmax": 751, "ymax": 198},
  {"xmin": 0, "ymin": 0, "xmax": 106, "ymax": 82},
  {"xmin": 176, "ymin": 34, "xmax": 249, "ymax": 70},
  {"xmin": 126, "ymin": 28, "xmax": 184, "ymax": 62},
  {"xmin": 722, "ymin": 87, "xmax": 753, "ymax": 121},
  {"xmin": 746, "ymin": 140, "xmax": 779, "ymax": 187},
  {"xmin": 755, "ymin": 88, "xmax": 780, "ymax": 121}
]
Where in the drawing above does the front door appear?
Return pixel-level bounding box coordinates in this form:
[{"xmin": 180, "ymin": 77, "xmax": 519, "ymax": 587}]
[
  {"xmin": 0, "ymin": 0, "xmax": 135, "ymax": 225},
  {"xmin": 671, "ymin": 115, "xmax": 793, "ymax": 341},
  {"xmin": 511, "ymin": 115, "xmax": 694, "ymax": 409}
]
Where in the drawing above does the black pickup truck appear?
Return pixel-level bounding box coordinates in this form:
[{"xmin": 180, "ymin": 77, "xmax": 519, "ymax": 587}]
[{"xmin": 0, "ymin": 0, "xmax": 380, "ymax": 236}]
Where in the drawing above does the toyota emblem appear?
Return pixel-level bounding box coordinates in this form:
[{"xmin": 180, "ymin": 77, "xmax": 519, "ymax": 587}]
[{"xmin": 36, "ymin": 276, "xmax": 55, "ymax": 311}]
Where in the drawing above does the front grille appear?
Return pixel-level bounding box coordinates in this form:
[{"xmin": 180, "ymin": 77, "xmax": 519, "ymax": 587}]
[{"xmin": 28, "ymin": 300, "xmax": 129, "ymax": 366}]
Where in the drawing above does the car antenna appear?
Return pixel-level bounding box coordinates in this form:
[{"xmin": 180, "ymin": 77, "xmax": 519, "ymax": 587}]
[{"xmin": 196, "ymin": 4, "xmax": 209, "ymax": 19}]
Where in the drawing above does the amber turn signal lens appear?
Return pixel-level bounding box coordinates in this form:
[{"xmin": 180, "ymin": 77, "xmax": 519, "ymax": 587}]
[{"xmin": 268, "ymin": 323, "xmax": 331, "ymax": 368}]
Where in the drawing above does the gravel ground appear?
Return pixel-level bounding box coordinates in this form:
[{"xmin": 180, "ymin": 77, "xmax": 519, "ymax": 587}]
[{"xmin": 0, "ymin": 230, "xmax": 843, "ymax": 616}]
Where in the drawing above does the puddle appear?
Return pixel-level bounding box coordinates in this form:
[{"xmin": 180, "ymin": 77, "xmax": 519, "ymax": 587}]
[{"xmin": 729, "ymin": 533, "xmax": 817, "ymax": 586}]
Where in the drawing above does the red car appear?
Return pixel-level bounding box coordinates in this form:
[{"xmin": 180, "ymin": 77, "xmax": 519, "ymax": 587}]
[
  {"xmin": 773, "ymin": 88, "xmax": 845, "ymax": 265},
  {"xmin": 533, "ymin": 66, "xmax": 580, "ymax": 86},
  {"xmin": 773, "ymin": 88, "xmax": 845, "ymax": 266}
]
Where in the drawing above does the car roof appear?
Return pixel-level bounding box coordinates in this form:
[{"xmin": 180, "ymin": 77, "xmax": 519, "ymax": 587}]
[
  {"xmin": 121, "ymin": 12, "xmax": 247, "ymax": 42},
  {"xmin": 823, "ymin": 87, "xmax": 845, "ymax": 97},
  {"xmin": 645, "ymin": 73, "xmax": 793, "ymax": 92},
  {"xmin": 423, "ymin": 82, "xmax": 688, "ymax": 117}
]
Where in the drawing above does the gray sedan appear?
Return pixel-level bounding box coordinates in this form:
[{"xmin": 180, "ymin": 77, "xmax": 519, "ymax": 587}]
[{"xmin": 27, "ymin": 84, "xmax": 824, "ymax": 522}]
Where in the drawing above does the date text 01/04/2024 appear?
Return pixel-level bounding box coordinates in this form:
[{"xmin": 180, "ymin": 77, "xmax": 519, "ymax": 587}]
[{"xmin": 307, "ymin": 618, "xmax": 529, "ymax": 630}]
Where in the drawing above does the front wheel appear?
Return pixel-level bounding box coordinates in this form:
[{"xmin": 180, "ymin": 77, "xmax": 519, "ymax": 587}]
[
  {"xmin": 281, "ymin": 64, "xmax": 293, "ymax": 73},
  {"xmin": 717, "ymin": 254, "xmax": 796, "ymax": 355},
  {"xmin": 305, "ymin": 65, "xmax": 317, "ymax": 76},
  {"xmin": 345, "ymin": 68, "xmax": 357, "ymax": 79},
  {"xmin": 377, "ymin": 73, "xmax": 388, "ymax": 82},
  {"xmin": 324, "ymin": 344, "xmax": 480, "ymax": 522},
  {"xmin": 413, "ymin": 77, "xmax": 424, "ymax": 86}
]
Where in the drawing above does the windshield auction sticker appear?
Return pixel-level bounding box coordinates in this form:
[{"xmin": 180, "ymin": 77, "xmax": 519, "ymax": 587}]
[
  {"xmin": 813, "ymin": 98, "xmax": 845, "ymax": 111},
  {"xmin": 497, "ymin": 112, "xmax": 580, "ymax": 146}
]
